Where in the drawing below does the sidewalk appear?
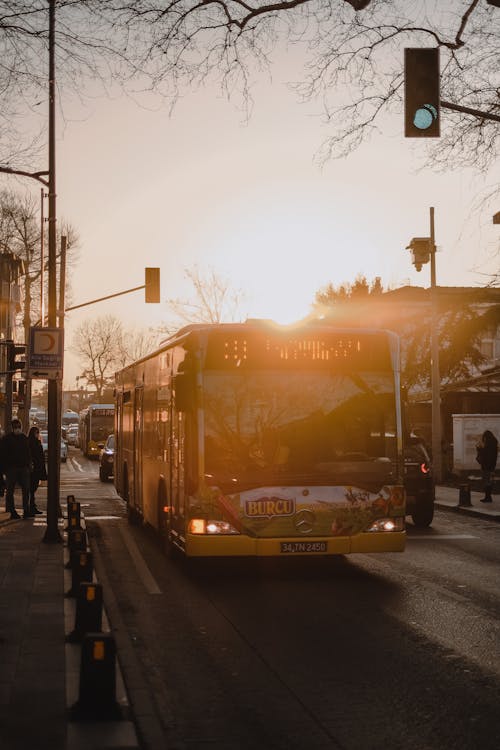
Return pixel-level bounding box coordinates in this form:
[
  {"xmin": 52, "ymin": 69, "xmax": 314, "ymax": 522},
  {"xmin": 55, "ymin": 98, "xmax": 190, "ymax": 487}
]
[
  {"xmin": 433, "ymin": 484, "xmax": 500, "ymax": 521},
  {"xmin": 0, "ymin": 483, "xmax": 498, "ymax": 750},
  {"xmin": 0, "ymin": 489, "xmax": 140, "ymax": 750}
]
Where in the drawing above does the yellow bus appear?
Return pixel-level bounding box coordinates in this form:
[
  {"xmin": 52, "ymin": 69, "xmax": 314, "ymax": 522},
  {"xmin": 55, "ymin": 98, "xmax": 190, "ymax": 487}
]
[
  {"xmin": 114, "ymin": 320, "xmax": 405, "ymax": 558},
  {"xmin": 79, "ymin": 403, "xmax": 115, "ymax": 458}
]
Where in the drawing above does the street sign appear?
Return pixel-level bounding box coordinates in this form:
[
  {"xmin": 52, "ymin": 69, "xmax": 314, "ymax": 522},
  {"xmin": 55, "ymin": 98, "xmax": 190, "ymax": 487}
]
[{"xmin": 28, "ymin": 326, "xmax": 64, "ymax": 380}]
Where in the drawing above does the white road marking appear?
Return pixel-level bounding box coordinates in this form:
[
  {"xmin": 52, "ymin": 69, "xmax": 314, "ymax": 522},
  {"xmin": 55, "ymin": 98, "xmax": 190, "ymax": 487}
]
[
  {"xmin": 118, "ymin": 523, "xmax": 162, "ymax": 595},
  {"xmin": 70, "ymin": 457, "xmax": 85, "ymax": 472},
  {"xmin": 407, "ymin": 534, "xmax": 478, "ymax": 540}
]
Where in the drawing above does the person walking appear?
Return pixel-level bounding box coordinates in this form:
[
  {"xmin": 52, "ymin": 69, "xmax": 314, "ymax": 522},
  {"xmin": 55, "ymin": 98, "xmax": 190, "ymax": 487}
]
[
  {"xmin": 476, "ymin": 429, "xmax": 498, "ymax": 504},
  {"xmin": 0, "ymin": 418, "xmax": 33, "ymax": 519},
  {"xmin": 27, "ymin": 426, "xmax": 46, "ymax": 516}
]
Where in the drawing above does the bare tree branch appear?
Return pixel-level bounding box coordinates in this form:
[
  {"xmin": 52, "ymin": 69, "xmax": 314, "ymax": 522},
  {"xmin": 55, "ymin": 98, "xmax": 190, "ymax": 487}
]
[
  {"xmin": 0, "ymin": 1, "xmax": 498, "ymax": 174},
  {"xmin": 97, "ymin": 0, "xmax": 499, "ymax": 171},
  {"xmin": 164, "ymin": 265, "xmax": 245, "ymax": 329},
  {"xmin": 0, "ymin": 166, "xmax": 48, "ymax": 185}
]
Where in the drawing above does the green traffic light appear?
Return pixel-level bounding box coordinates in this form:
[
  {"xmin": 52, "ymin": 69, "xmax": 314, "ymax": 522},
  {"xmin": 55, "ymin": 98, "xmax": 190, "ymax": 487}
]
[
  {"xmin": 413, "ymin": 104, "xmax": 438, "ymax": 130},
  {"xmin": 404, "ymin": 48, "xmax": 440, "ymax": 138}
]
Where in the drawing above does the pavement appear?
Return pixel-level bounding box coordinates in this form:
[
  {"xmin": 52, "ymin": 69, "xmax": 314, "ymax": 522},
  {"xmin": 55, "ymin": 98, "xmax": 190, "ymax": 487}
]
[
  {"xmin": 0, "ymin": 482, "xmax": 498, "ymax": 750},
  {"xmin": 0, "ymin": 485, "xmax": 140, "ymax": 750}
]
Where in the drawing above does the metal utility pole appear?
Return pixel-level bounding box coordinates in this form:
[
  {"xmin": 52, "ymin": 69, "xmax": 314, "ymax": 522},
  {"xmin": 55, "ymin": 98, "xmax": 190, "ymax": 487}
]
[
  {"xmin": 405, "ymin": 209, "xmax": 443, "ymax": 481},
  {"xmin": 43, "ymin": 0, "xmax": 62, "ymax": 543},
  {"xmin": 429, "ymin": 208, "xmax": 442, "ymax": 482},
  {"xmin": 40, "ymin": 187, "xmax": 46, "ymax": 325}
]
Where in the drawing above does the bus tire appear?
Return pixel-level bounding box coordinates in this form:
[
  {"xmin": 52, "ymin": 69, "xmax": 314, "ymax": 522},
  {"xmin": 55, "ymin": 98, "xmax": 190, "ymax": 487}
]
[
  {"xmin": 123, "ymin": 466, "xmax": 140, "ymax": 525},
  {"xmin": 157, "ymin": 482, "xmax": 178, "ymax": 559},
  {"xmin": 411, "ymin": 493, "xmax": 434, "ymax": 528},
  {"xmin": 163, "ymin": 526, "xmax": 178, "ymax": 559},
  {"xmin": 127, "ymin": 506, "xmax": 141, "ymax": 525}
]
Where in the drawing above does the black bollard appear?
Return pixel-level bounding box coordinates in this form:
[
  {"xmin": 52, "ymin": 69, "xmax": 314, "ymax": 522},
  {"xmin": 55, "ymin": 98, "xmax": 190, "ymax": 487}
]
[
  {"xmin": 67, "ymin": 527, "xmax": 87, "ymax": 551},
  {"xmin": 458, "ymin": 483, "xmax": 472, "ymax": 507},
  {"xmin": 65, "ymin": 528, "xmax": 88, "ymax": 568},
  {"xmin": 70, "ymin": 632, "xmax": 122, "ymax": 720},
  {"xmin": 66, "ymin": 582, "xmax": 103, "ymax": 642},
  {"xmin": 66, "ymin": 550, "xmax": 93, "ymax": 597},
  {"xmin": 65, "ymin": 499, "xmax": 81, "ymax": 531}
]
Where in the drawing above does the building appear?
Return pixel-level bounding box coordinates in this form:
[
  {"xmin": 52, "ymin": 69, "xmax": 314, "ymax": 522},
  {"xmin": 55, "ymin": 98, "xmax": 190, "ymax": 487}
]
[{"xmin": 316, "ymin": 285, "xmax": 500, "ymax": 476}]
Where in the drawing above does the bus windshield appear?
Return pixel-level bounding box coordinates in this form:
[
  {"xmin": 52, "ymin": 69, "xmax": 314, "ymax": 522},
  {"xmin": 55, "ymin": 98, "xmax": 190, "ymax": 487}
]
[{"xmin": 203, "ymin": 370, "xmax": 398, "ymax": 493}]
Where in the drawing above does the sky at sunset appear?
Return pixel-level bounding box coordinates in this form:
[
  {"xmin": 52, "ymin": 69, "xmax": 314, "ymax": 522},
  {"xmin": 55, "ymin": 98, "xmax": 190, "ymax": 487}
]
[{"xmin": 3, "ymin": 39, "xmax": 500, "ymax": 388}]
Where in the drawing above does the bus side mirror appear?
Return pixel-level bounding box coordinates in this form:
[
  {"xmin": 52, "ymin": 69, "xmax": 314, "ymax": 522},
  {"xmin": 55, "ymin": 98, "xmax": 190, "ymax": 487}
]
[{"xmin": 174, "ymin": 374, "xmax": 191, "ymax": 412}]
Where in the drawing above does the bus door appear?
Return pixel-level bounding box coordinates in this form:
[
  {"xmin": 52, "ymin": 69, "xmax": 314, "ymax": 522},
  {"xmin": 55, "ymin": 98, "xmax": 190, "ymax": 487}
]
[
  {"xmin": 171, "ymin": 409, "xmax": 186, "ymax": 532},
  {"xmin": 134, "ymin": 386, "xmax": 144, "ymax": 514},
  {"xmin": 115, "ymin": 391, "xmax": 123, "ymax": 497}
]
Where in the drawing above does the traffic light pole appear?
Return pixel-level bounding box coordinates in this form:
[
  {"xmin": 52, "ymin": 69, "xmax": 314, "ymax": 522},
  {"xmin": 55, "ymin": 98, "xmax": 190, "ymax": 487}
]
[
  {"xmin": 64, "ymin": 268, "xmax": 160, "ymax": 312},
  {"xmin": 429, "ymin": 208, "xmax": 442, "ymax": 483}
]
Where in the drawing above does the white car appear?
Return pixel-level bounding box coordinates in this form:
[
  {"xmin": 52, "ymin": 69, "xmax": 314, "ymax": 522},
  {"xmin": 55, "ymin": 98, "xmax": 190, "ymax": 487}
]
[
  {"xmin": 40, "ymin": 431, "xmax": 68, "ymax": 462},
  {"xmin": 66, "ymin": 424, "xmax": 79, "ymax": 446}
]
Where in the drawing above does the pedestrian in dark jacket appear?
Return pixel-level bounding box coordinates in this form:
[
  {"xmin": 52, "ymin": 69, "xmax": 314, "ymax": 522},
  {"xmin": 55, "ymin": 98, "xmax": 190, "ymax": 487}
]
[
  {"xmin": 28, "ymin": 426, "xmax": 47, "ymax": 515},
  {"xmin": 0, "ymin": 419, "xmax": 33, "ymax": 519},
  {"xmin": 476, "ymin": 429, "xmax": 498, "ymax": 503}
]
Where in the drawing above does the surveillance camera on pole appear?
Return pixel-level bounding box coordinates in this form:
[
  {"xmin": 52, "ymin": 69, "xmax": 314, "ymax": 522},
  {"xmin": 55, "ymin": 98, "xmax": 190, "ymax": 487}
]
[{"xmin": 405, "ymin": 237, "xmax": 431, "ymax": 272}]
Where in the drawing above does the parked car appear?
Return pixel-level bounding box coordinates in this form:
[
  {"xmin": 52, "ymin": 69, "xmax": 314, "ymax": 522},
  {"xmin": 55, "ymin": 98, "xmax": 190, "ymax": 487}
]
[
  {"xmin": 99, "ymin": 434, "xmax": 114, "ymax": 482},
  {"xmin": 404, "ymin": 437, "xmax": 435, "ymax": 527},
  {"xmin": 39, "ymin": 431, "xmax": 68, "ymax": 463}
]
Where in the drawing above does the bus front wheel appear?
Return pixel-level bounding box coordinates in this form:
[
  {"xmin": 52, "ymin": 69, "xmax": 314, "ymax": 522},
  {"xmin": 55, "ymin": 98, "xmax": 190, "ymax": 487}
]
[{"xmin": 411, "ymin": 493, "xmax": 435, "ymax": 528}]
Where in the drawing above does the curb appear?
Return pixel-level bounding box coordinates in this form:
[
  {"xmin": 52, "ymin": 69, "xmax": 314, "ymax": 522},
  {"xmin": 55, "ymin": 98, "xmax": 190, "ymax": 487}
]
[{"xmin": 434, "ymin": 499, "xmax": 500, "ymax": 523}]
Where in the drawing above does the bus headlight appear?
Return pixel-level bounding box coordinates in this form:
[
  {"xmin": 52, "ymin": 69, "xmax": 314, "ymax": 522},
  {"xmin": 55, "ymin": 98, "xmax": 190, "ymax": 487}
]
[
  {"xmin": 367, "ymin": 517, "xmax": 405, "ymax": 533},
  {"xmin": 188, "ymin": 519, "xmax": 240, "ymax": 535}
]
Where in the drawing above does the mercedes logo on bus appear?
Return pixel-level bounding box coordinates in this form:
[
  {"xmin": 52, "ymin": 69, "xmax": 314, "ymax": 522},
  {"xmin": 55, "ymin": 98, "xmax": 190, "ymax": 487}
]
[{"xmin": 294, "ymin": 509, "xmax": 315, "ymax": 535}]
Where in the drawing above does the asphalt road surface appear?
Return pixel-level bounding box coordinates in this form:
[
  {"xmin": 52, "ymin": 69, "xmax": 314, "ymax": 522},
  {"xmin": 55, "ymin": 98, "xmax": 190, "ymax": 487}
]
[{"xmin": 63, "ymin": 449, "xmax": 500, "ymax": 750}]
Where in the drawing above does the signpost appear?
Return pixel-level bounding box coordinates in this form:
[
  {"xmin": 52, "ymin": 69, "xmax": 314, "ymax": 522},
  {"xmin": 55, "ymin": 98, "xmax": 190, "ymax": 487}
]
[{"xmin": 29, "ymin": 326, "xmax": 63, "ymax": 380}]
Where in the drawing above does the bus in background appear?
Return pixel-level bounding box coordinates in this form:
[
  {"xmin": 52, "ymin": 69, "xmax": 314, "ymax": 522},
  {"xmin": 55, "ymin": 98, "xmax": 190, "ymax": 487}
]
[
  {"xmin": 114, "ymin": 321, "xmax": 406, "ymax": 559},
  {"xmin": 79, "ymin": 403, "xmax": 115, "ymax": 458}
]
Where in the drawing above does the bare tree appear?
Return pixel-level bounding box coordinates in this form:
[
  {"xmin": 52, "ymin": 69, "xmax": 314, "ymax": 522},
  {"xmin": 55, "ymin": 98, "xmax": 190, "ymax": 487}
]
[
  {"xmin": 0, "ymin": 1, "xmax": 141, "ymax": 176},
  {"xmin": 72, "ymin": 316, "xmax": 124, "ymax": 399},
  {"xmin": 116, "ymin": 327, "xmax": 161, "ymax": 368},
  {"xmin": 73, "ymin": 315, "xmax": 161, "ymax": 395},
  {"xmin": 164, "ymin": 265, "xmax": 245, "ymax": 331},
  {"xmin": 0, "ymin": 189, "xmax": 79, "ymax": 339}
]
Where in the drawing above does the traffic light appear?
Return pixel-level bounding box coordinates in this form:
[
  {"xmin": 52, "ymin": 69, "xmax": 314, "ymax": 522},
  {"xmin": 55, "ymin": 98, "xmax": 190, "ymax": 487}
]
[
  {"xmin": 404, "ymin": 48, "xmax": 440, "ymax": 137},
  {"xmin": 6, "ymin": 340, "xmax": 26, "ymax": 372},
  {"xmin": 145, "ymin": 267, "xmax": 160, "ymax": 303}
]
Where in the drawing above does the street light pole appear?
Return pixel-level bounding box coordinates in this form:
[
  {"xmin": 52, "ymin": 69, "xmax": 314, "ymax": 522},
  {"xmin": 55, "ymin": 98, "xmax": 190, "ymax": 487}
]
[
  {"xmin": 429, "ymin": 207, "xmax": 442, "ymax": 482},
  {"xmin": 43, "ymin": 0, "xmax": 62, "ymax": 543}
]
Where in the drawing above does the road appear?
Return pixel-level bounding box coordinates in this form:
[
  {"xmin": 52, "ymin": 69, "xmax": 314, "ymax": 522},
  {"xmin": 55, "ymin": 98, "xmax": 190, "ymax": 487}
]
[{"xmin": 63, "ymin": 448, "xmax": 500, "ymax": 750}]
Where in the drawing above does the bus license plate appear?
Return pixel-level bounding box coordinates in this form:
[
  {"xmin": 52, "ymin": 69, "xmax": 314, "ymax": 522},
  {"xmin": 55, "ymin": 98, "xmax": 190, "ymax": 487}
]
[{"xmin": 280, "ymin": 541, "xmax": 327, "ymax": 554}]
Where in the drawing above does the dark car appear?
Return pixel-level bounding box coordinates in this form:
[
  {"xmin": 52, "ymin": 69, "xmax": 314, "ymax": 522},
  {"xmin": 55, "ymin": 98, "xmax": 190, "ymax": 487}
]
[
  {"xmin": 404, "ymin": 437, "xmax": 435, "ymax": 527},
  {"xmin": 99, "ymin": 434, "xmax": 114, "ymax": 482}
]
